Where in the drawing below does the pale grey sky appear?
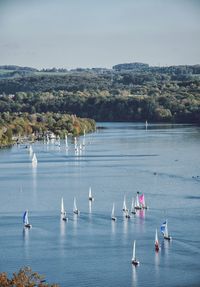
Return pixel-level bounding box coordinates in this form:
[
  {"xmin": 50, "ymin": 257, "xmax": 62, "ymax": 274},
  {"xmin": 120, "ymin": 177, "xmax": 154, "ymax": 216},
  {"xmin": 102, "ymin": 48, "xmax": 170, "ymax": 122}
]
[{"xmin": 0, "ymin": 0, "xmax": 199, "ymax": 69}]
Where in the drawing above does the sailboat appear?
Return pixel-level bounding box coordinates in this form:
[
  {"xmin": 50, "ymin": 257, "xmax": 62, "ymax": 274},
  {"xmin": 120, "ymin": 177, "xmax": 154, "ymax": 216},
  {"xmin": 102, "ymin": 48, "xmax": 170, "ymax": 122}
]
[
  {"xmin": 111, "ymin": 203, "xmax": 117, "ymax": 221},
  {"xmin": 82, "ymin": 129, "xmax": 86, "ymax": 146},
  {"xmin": 89, "ymin": 187, "xmax": 94, "ymax": 201},
  {"xmin": 131, "ymin": 240, "xmax": 139, "ymax": 266},
  {"xmin": 65, "ymin": 134, "xmax": 68, "ymax": 150},
  {"xmin": 134, "ymin": 192, "xmax": 142, "ymax": 210},
  {"xmin": 131, "ymin": 198, "xmax": 136, "ymax": 214},
  {"xmin": 61, "ymin": 197, "xmax": 68, "ymax": 221},
  {"xmin": 161, "ymin": 220, "xmax": 172, "ymax": 240},
  {"xmin": 155, "ymin": 228, "xmax": 160, "ymax": 251},
  {"xmin": 73, "ymin": 197, "xmax": 80, "ymax": 215},
  {"xmin": 125, "ymin": 210, "xmax": 131, "ymax": 219},
  {"xmin": 32, "ymin": 153, "xmax": 37, "ymax": 165},
  {"xmin": 29, "ymin": 145, "xmax": 33, "ymax": 156},
  {"xmin": 139, "ymin": 194, "xmax": 148, "ymax": 209},
  {"xmin": 145, "ymin": 120, "xmax": 148, "ymax": 130},
  {"xmin": 23, "ymin": 210, "xmax": 32, "ymax": 228},
  {"xmin": 122, "ymin": 195, "xmax": 128, "ymax": 212}
]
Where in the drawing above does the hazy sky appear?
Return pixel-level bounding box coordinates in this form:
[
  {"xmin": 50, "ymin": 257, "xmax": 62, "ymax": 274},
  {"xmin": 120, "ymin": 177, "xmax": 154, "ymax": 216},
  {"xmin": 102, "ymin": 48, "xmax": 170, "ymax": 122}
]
[{"xmin": 0, "ymin": 0, "xmax": 199, "ymax": 69}]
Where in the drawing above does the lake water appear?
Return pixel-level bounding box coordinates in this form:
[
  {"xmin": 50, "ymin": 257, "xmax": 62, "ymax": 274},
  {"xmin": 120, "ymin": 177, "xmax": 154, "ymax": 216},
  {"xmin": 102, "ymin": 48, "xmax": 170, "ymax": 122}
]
[{"xmin": 0, "ymin": 122, "xmax": 200, "ymax": 287}]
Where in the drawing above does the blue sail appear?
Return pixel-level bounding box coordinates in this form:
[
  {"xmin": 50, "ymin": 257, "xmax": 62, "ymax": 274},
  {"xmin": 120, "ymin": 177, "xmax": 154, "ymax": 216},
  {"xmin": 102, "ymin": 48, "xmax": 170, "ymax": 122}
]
[
  {"xmin": 23, "ymin": 211, "xmax": 27, "ymax": 224},
  {"xmin": 160, "ymin": 221, "xmax": 166, "ymax": 234}
]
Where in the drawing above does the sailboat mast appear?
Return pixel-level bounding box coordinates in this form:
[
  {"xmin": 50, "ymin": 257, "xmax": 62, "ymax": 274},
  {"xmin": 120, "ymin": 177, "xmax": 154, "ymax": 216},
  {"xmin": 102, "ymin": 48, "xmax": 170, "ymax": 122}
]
[{"xmin": 132, "ymin": 240, "xmax": 136, "ymax": 260}]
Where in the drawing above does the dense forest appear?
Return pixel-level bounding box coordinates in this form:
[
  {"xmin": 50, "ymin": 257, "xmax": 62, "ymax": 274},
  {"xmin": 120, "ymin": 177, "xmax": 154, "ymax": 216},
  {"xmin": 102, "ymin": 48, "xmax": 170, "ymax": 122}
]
[
  {"xmin": 0, "ymin": 63, "xmax": 200, "ymax": 123},
  {"xmin": 0, "ymin": 112, "xmax": 96, "ymax": 147}
]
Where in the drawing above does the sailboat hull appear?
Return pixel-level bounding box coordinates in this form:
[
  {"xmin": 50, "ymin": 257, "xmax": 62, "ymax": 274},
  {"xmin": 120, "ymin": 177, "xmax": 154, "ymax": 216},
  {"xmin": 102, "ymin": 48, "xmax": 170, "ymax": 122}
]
[
  {"xmin": 24, "ymin": 224, "xmax": 32, "ymax": 228},
  {"xmin": 62, "ymin": 217, "xmax": 68, "ymax": 222},
  {"xmin": 164, "ymin": 235, "xmax": 172, "ymax": 240},
  {"xmin": 111, "ymin": 216, "xmax": 117, "ymax": 221},
  {"xmin": 73, "ymin": 210, "xmax": 80, "ymax": 215},
  {"xmin": 132, "ymin": 260, "xmax": 139, "ymax": 266}
]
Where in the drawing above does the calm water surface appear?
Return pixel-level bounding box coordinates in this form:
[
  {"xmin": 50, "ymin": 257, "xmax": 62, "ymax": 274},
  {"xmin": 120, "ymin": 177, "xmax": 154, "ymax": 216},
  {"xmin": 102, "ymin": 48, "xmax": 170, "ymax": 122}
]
[{"xmin": 0, "ymin": 123, "xmax": 200, "ymax": 287}]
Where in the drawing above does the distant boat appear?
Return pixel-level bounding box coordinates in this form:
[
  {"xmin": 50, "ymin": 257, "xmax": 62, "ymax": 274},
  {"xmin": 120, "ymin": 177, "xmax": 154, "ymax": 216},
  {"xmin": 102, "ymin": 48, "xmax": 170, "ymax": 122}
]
[
  {"xmin": 155, "ymin": 228, "xmax": 160, "ymax": 251},
  {"xmin": 111, "ymin": 203, "xmax": 117, "ymax": 221},
  {"xmin": 73, "ymin": 197, "xmax": 80, "ymax": 215},
  {"xmin": 74, "ymin": 137, "xmax": 78, "ymax": 151},
  {"xmin": 89, "ymin": 187, "xmax": 94, "ymax": 201},
  {"xmin": 32, "ymin": 153, "xmax": 37, "ymax": 165},
  {"xmin": 131, "ymin": 198, "xmax": 136, "ymax": 214},
  {"xmin": 23, "ymin": 210, "xmax": 32, "ymax": 228},
  {"xmin": 145, "ymin": 120, "xmax": 148, "ymax": 130},
  {"xmin": 29, "ymin": 145, "xmax": 33, "ymax": 155},
  {"xmin": 161, "ymin": 220, "xmax": 172, "ymax": 240},
  {"xmin": 122, "ymin": 195, "xmax": 128, "ymax": 212},
  {"xmin": 139, "ymin": 194, "xmax": 148, "ymax": 209},
  {"xmin": 131, "ymin": 240, "xmax": 139, "ymax": 266},
  {"xmin": 82, "ymin": 129, "xmax": 86, "ymax": 146},
  {"xmin": 125, "ymin": 210, "xmax": 131, "ymax": 219},
  {"xmin": 65, "ymin": 134, "xmax": 68, "ymax": 150},
  {"xmin": 61, "ymin": 197, "xmax": 68, "ymax": 221},
  {"xmin": 134, "ymin": 192, "xmax": 142, "ymax": 210}
]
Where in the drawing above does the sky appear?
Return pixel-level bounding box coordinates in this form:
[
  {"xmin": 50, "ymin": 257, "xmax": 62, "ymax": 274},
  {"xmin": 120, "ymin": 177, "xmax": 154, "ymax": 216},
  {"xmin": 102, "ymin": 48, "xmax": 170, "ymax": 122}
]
[{"xmin": 0, "ymin": 0, "xmax": 199, "ymax": 69}]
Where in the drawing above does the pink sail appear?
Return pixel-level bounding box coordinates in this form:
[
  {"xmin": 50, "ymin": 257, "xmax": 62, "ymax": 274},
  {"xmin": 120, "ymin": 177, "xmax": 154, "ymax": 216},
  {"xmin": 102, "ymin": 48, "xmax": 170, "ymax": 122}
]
[{"xmin": 139, "ymin": 194, "xmax": 145, "ymax": 205}]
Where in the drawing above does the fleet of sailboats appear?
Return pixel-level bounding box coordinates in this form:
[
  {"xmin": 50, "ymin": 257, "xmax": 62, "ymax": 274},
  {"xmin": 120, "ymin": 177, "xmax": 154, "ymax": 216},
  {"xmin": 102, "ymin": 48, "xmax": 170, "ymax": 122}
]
[{"xmin": 22, "ymin": 132, "xmax": 174, "ymax": 267}]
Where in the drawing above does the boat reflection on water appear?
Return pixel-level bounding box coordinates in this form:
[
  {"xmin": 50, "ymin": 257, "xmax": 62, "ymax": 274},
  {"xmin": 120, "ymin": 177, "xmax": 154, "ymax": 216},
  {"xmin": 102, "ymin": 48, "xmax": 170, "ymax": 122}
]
[
  {"xmin": 60, "ymin": 217, "xmax": 66, "ymax": 238},
  {"xmin": 155, "ymin": 249, "xmax": 160, "ymax": 273},
  {"xmin": 89, "ymin": 200, "xmax": 92, "ymax": 214},
  {"xmin": 23, "ymin": 228, "xmax": 30, "ymax": 259},
  {"xmin": 131, "ymin": 265, "xmax": 138, "ymax": 287},
  {"xmin": 111, "ymin": 220, "xmax": 116, "ymax": 236}
]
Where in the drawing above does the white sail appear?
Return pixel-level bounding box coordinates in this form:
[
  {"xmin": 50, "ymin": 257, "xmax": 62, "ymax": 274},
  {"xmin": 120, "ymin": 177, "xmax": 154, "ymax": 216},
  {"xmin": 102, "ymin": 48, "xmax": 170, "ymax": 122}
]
[
  {"xmin": 123, "ymin": 195, "xmax": 127, "ymax": 211},
  {"xmin": 111, "ymin": 203, "xmax": 115, "ymax": 218},
  {"xmin": 29, "ymin": 145, "xmax": 33, "ymax": 155},
  {"xmin": 73, "ymin": 197, "xmax": 77, "ymax": 211},
  {"xmin": 136, "ymin": 194, "xmax": 139, "ymax": 207},
  {"xmin": 65, "ymin": 134, "xmax": 68, "ymax": 149},
  {"xmin": 74, "ymin": 137, "xmax": 78, "ymax": 150},
  {"xmin": 89, "ymin": 187, "xmax": 92, "ymax": 199},
  {"xmin": 145, "ymin": 120, "xmax": 148, "ymax": 130},
  {"xmin": 132, "ymin": 240, "xmax": 136, "ymax": 261},
  {"xmin": 61, "ymin": 197, "xmax": 65, "ymax": 215},
  {"xmin": 83, "ymin": 129, "xmax": 86, "ymax": 146},
  {"xmin": 131, "ymin": 198, "xmax": 134, "ymax": 212},
  {"xmin": 164, "ymin": 221, "xmax": 169, "ymax": 237},
  {"xmin": 32, "ymin": 153, "xmax": 37, "ymax": 165},
  {"xmin": 155, "ymin": 228, "xmax": 159, "ymax": 244}
]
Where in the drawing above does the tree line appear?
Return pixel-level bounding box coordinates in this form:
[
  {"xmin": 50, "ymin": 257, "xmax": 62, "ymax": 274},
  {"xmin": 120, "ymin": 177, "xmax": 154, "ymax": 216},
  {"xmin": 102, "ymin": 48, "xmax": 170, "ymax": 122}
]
[
  {"xmin": 0, "ymin": 112, "xmax": 96, "ymax": 148},
  {"xmin": 0, "ymin": 63, "xmax": 199, "ymax": 124}
]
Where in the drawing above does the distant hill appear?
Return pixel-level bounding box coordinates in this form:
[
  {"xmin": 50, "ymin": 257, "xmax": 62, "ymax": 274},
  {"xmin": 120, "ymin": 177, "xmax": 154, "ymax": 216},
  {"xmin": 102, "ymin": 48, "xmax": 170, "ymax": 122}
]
[{"xmin": 0, "ymin": 63, "xmax": 199, "ymax": 124}]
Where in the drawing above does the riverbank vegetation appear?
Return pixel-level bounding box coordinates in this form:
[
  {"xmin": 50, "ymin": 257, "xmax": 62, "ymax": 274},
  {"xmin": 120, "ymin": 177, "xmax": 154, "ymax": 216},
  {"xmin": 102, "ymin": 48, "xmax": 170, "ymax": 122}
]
[
  {"xmin": 0, "ymin": 112, "xmax": 96, "ymax": 148},
  {"xmin": 0, "ymin": 266, "xmax": 59, "ymax": 287},
  {"xmin": 0, "ymin": 63, "xmax": 199, "ymax": 124}
]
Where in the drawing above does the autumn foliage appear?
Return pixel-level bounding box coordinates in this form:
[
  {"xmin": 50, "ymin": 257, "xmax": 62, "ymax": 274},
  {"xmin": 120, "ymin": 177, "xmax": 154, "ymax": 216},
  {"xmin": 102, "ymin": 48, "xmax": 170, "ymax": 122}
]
[{"xmin": 0, "ymin": 267, "xmax": 59, "ymax": 287}]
